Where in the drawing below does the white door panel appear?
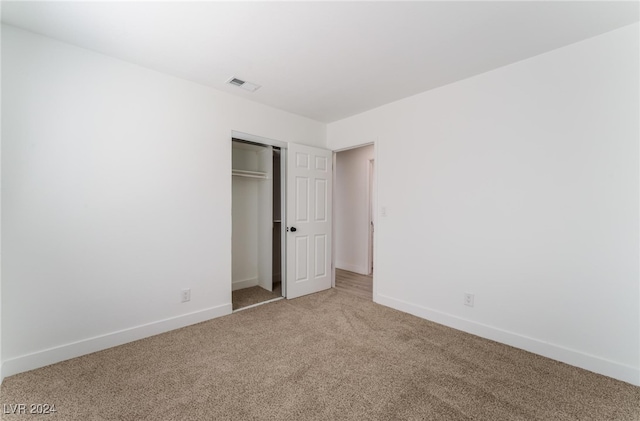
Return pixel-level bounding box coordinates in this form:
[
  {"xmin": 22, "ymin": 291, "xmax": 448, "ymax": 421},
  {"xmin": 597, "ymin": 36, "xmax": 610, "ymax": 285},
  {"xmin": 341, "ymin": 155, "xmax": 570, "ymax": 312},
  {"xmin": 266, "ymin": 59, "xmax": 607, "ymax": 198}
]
[{"xmin": 286, "ymin": 143, "xmax": 332, "ymax": 299}]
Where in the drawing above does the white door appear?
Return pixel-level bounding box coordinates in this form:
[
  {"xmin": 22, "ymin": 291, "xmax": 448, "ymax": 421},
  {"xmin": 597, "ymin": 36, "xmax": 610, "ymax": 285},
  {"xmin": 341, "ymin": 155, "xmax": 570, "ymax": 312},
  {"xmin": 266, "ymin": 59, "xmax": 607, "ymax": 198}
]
[{"xmin": 286, "ymin": 143, "xmax": 333, "ymax": 299}]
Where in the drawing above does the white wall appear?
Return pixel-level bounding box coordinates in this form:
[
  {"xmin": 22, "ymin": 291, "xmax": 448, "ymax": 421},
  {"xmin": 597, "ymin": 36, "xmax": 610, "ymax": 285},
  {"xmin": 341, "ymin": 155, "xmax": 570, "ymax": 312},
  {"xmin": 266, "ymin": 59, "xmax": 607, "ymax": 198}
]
[
  {"xmin": 0, "ymin": 25, "xmax": 325, "ymax": 380},
  {"xmin": 232, "ymin": 177, "xmax": 259, "ymax": 289},
  {"xmin": 232, "ymin": 146, "xmax": 260, "ymax": 289},
  {"xmin": 335, "ymin": 145, "xmax": 374, "ymax": 274},
  {"xmin": 328, "ymin": 23, "xmax": 640, "ymax": 385}
]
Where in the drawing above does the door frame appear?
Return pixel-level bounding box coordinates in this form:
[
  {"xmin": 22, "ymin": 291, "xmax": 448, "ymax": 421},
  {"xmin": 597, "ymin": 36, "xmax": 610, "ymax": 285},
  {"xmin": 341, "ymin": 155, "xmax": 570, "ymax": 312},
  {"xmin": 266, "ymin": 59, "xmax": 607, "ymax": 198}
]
[{"xmin": 367, "ymin": 158, "xmax": 375, "ymax": 275}]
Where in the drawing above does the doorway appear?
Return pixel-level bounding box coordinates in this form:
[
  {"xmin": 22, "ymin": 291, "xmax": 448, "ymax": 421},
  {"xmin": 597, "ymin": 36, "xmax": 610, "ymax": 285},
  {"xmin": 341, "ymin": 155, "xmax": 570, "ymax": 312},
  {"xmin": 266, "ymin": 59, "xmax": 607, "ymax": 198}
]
[{"xmin": 333, "ymin": 144, "xmax": 375, "ymax": 300}]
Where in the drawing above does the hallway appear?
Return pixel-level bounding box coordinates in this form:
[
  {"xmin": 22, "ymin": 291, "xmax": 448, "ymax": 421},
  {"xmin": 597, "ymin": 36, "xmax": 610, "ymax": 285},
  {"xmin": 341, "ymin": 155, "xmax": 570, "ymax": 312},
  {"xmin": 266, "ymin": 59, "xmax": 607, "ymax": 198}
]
[{"xmin": 335, "ymin": 269, "xmax": 372, "ymax": 300}]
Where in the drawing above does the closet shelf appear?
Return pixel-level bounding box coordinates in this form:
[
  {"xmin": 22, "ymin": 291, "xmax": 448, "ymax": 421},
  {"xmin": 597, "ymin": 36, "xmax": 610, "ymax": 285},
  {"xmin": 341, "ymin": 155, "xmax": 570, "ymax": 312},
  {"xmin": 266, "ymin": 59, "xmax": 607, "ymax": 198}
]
[{"xmin": 232, "ymin": 169, "xmax": 269, "ymax": 179}]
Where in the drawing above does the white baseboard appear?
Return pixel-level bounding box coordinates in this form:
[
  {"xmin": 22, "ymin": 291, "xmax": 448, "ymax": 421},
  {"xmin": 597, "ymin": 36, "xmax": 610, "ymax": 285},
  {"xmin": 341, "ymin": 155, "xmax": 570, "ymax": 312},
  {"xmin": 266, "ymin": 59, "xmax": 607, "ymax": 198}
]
[
  {"xmin": 232, "ymin": 278, "xmax": 258, "ymax": 291},
  {"xmin": 1, "ymin": 303, "xmax": 232, "ymax": 380},
  {"xmin": 335, "ymin": 262, "xmax": 369, "ymax": 275},
  {"xmin": 374, "ymin": 293, "xmax": 639, "ymax": 386}
]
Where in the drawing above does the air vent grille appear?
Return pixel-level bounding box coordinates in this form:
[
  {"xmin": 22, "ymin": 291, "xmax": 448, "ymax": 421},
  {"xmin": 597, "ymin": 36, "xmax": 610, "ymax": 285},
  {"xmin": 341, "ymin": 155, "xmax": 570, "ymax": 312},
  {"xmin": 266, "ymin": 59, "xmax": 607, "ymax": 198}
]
[{"xmin": 226, "ymin": 77, "xmax": 261, "ymax": 92}]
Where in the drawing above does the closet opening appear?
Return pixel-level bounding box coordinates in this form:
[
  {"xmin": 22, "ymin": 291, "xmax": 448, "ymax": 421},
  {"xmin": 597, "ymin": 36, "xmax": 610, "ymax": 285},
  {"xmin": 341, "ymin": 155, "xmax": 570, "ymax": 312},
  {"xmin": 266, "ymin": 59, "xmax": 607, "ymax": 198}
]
[{"xmin": 231, "ymin": 138, "xmax": 286, "ymax": 311}]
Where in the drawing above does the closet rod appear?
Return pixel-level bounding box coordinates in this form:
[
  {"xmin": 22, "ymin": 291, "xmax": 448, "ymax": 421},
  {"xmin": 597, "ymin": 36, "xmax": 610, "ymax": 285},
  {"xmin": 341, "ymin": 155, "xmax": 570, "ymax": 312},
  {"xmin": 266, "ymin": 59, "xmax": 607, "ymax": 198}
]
[{"xmin": 232, "ymin": 171, "xmax": 268, "ymax": 180}]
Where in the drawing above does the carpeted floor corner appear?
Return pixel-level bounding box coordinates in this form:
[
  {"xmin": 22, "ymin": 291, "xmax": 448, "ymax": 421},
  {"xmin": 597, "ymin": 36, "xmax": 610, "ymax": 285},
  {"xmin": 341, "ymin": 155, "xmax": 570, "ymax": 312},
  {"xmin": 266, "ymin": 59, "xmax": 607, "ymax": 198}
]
[
  {"xmin": 1, "ymin": 289, "xmax": 638, "ymax": 420},
  {"xmin": 232, "ymin": 284, "xmax": 282, "ymax": 310}
]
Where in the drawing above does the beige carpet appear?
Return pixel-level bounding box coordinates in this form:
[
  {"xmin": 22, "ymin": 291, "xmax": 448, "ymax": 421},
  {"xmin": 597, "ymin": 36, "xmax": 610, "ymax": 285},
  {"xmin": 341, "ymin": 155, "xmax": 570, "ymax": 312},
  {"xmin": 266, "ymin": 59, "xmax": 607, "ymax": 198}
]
[
  {"xmin": 1, "ymin": 289, "xmax": 638, "ymax": 420},
  {"xmin": 232, "ymin": 283, "xmax": 282, "ymax": 310}
]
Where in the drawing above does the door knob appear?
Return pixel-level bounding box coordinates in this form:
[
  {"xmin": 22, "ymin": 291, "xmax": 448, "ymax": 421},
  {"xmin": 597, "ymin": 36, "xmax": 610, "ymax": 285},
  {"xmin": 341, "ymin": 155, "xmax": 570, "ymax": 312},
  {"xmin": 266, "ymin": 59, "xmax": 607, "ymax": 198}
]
[{"xmin": 289, "ymin": 227, "xmax": 297, "ymax": 232}]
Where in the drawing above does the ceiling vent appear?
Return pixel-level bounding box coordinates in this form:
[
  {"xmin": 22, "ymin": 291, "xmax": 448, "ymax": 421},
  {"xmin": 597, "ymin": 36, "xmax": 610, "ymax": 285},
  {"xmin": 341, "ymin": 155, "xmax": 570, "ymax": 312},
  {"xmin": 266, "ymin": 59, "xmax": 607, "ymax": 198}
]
[{"xmin": 226, "ymin": 77, "xmax": 261, "ymax": 92}]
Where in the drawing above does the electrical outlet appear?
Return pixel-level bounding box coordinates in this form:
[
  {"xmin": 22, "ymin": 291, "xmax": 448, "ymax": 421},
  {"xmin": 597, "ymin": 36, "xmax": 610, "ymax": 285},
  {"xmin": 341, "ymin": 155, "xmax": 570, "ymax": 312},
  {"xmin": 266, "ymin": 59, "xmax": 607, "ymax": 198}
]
[
  {"xmin": 181, "ymin": 288, "xmax": 191, "ymax": 303},
  {"xmin": 464, "ymin": 293, "xmax": 474, "ymax": 307}
]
